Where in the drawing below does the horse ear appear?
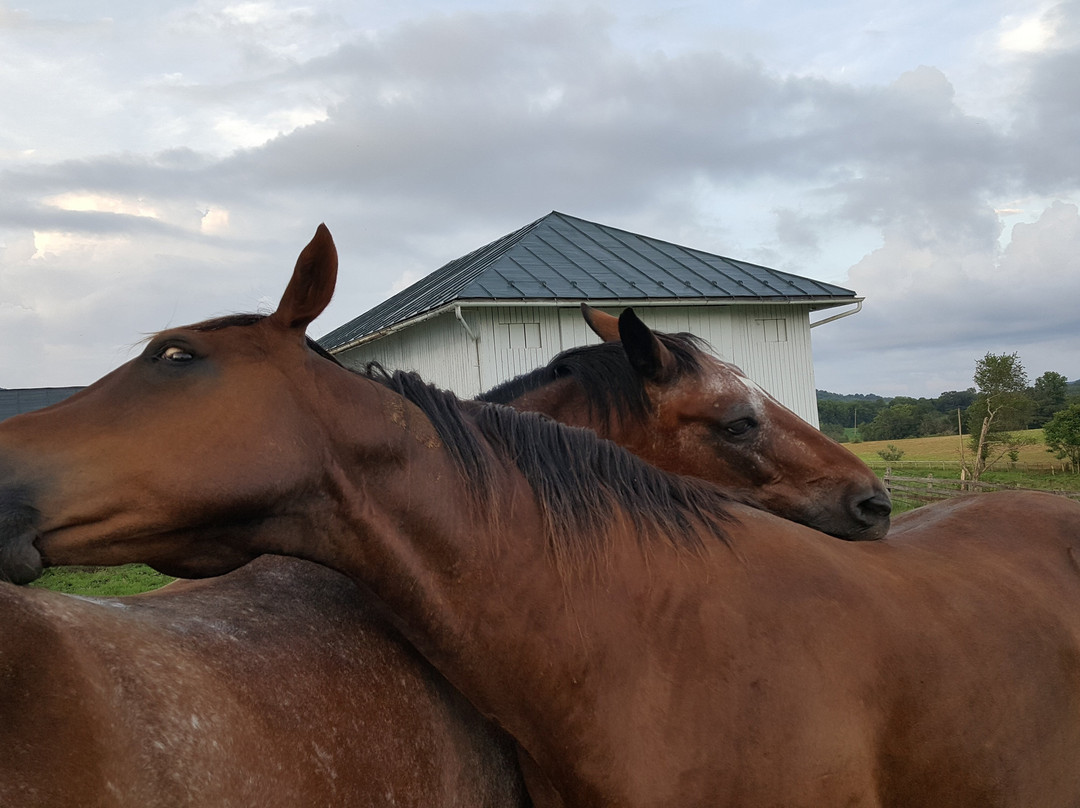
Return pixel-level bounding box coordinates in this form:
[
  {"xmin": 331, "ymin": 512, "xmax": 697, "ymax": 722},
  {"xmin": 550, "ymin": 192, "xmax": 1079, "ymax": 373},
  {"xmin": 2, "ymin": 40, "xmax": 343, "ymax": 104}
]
[
  {"xmin": 618, "ymin": 308, "xmax": 676, "ymax": 383},
  {"xmin": 581, "ymin": 303, "xmax": 621, "ymax": 342},
  {"xmin": 271, "ymin": 224, "xmax": 338, "ymax": 332}
]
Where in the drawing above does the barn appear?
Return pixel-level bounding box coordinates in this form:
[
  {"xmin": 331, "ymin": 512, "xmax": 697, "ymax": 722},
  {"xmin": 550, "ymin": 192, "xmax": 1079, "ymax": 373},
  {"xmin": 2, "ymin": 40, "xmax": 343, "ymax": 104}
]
[{"xmin": 318, "ymin": 212, "xmax": 862, "ymax": 427}]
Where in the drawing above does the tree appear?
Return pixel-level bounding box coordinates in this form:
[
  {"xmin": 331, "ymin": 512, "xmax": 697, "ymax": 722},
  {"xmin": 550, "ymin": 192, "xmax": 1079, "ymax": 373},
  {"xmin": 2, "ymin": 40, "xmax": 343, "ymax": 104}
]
[
  {"xmin": 863, "ymin": 403, "xmax": 921, "ymax": 441},
  {"xmin": 1030, "ymin": 371, "xmax": 1069, "ymax": 428},
  {"xmin": 1044, "ymin": 403, "xmax": 1080, "ymax": 472},
  {"xmin": 819, "ymin": 422, "xmax": 848, "ymax": 443},
  {"xmin": 817, "ymin": 399, "xmax": 853, "ymax": 432},
  {"xmin": 962, "ymin": 352, "xmax": 1034, "ymax": 481},
  {"xmin": 933, "ymin": 389, "xmax": 976, "ymax": 415}
]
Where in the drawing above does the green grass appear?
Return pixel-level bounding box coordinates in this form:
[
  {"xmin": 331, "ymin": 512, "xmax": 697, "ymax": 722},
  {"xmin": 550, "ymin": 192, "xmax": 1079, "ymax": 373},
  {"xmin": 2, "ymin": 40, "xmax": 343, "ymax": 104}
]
[{"xmin": 29, "ymin": 564, "xmax": 174, "ymax": 597}]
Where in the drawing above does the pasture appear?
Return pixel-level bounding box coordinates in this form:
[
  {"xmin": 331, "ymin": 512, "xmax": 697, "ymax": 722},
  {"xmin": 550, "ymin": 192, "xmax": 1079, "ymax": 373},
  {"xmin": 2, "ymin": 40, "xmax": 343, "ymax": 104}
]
[
  {"xmin": 845, "ymin": 430, "xmax": 1080, "ymax": 485},
  {"xmin": 845, "ymin": 429, "xmax": 1068, "ymax": 470}
]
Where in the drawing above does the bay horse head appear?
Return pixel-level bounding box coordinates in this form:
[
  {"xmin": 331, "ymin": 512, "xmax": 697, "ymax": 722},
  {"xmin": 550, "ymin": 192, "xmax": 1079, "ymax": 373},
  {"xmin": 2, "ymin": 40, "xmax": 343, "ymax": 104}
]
[
  {"xmin": 0, "ymin": 225, "xmax": 347, "ymax": 583},
  {"xmin": 483, "ymin": 305, "xmax": 890, "ymax": 541}
]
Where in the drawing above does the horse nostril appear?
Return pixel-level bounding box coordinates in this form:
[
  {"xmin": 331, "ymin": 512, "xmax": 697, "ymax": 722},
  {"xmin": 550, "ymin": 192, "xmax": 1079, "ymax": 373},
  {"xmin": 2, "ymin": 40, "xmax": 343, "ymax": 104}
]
[{"xmin": 855, "ymin": 490, "xmax": 892, "ymax": 524}]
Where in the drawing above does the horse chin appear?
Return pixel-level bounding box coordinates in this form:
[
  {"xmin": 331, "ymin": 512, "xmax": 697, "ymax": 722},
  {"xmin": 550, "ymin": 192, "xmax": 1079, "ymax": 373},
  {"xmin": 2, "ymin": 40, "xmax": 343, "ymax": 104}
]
[
  {"xmin": 842, "ymin": 518, "xmax": 891, "ymax": 542},
  {"xmin": 796, "ymin": 510, "xmax": 891, "ymax": 542}
]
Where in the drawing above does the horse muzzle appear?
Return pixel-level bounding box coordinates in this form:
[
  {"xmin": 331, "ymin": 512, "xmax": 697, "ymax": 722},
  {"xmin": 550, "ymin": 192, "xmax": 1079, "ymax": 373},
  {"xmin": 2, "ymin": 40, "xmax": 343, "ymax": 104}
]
[
  {"xmin": 843, "ymin": 486, "xmax": 892, "ymax": 541},
  {"xmin": 0, "ymin": 484, "xmax": 44, "ymax": 584}
]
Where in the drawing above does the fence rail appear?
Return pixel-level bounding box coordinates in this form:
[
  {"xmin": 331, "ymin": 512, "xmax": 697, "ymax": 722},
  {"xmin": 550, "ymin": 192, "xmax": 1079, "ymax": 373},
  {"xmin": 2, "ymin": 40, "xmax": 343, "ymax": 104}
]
[
  {"xmin": 866, "ymin": 459, "xmax": 1074, "ymax": 474},
  {"xmin": 882, "ymin": 471, "xmax": 1080, "ymax": 505}
]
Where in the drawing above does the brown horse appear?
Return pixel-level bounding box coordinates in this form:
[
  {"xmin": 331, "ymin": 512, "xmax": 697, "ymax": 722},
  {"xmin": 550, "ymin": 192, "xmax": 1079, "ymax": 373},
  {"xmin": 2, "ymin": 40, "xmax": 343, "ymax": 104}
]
[
  {"xmin": 3, "ymin": 226, "xmax": 1080, "ymax": 806},
  {"xmin": 1, "ymin": 556, "xmax": 527, "ymax": 808},
  {"xmin": 0, "ymin": 249, "xmax": 886, "ymax": 806},
  {"xmin": 486, "ymin": 305, "xmax": 890, "ymax": 540}
]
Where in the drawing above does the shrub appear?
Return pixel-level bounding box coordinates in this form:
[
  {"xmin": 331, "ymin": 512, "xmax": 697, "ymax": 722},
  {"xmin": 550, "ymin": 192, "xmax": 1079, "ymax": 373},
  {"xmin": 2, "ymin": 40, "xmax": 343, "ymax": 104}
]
[{"xmin": 877, "ymin": 444, "xmax": 905, "ymax": 462}]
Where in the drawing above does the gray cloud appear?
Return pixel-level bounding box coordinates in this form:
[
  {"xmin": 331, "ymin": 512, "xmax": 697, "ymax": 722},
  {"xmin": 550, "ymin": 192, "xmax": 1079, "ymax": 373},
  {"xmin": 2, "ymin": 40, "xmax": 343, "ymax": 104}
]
[{"xmin": 2, "ymin": 2, "xmax": 1079, "ymax": 396}]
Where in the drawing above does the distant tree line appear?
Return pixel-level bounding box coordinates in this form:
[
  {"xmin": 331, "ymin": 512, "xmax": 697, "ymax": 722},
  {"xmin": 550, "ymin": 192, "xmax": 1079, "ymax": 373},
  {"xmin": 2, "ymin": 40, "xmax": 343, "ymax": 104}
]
[{"xmin": 818, "ymin": 358, "xmax": 1078, "ymax": 445}]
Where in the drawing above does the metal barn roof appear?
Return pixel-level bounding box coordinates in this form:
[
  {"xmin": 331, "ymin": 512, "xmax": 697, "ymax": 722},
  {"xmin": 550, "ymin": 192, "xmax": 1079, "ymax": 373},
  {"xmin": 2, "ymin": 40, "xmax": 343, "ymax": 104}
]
[
  {"xmin": 320, "ymin": 211, "xmax": 857, "ymax": 352},
  {"xmin": 0, "ymin": 387, "xmax": 84, "ymax": 423}
]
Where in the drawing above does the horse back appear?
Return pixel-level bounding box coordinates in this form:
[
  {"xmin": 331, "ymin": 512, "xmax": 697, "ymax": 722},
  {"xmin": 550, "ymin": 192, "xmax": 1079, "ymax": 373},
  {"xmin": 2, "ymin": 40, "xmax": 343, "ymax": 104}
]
[{"xmin": 0, "ymin": 558, "xmax": 528, "ymax": 808}]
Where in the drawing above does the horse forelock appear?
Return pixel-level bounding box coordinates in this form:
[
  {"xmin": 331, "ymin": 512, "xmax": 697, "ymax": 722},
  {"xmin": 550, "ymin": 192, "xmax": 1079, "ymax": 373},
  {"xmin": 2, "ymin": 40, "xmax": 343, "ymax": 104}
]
[
  {"xmin": 479, "ymin": 332, "xmax": 709, "ymax": 430},
  {"xmin": 364, "ymin": 365, "xmax": 734, "ymax": 567}
]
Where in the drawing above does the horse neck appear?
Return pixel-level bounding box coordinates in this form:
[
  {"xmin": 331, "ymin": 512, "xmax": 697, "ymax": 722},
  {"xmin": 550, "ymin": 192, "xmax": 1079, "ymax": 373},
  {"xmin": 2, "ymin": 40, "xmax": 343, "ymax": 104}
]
[
  {"xmin": 290, "ymin": 378, "xmax": 559, "ymax": 688},
  {"xmin": 298, "ymin": 377, "xmax": 681, "ymax": 802},
  {"xmin": 506, "ymin": 375, "xmax": 631, "ymax": 445}
]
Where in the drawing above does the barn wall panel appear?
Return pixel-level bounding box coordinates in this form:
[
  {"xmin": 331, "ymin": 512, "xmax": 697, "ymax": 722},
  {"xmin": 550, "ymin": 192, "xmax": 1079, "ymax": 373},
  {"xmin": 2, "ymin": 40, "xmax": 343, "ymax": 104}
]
[
  {"xmin": 340, "ymin": 302, "xmax": 821, "ymax": 426},
  {"xmin": 337, "ymin": 313, "xmax": 481, "ymax": 396}
]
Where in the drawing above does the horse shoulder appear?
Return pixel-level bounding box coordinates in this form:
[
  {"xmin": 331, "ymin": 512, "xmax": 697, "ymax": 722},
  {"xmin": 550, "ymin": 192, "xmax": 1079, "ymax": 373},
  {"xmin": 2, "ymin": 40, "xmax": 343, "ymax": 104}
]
[{"xmin": 0, "ymin": 584, "xmax": 132, "ymax": 806}]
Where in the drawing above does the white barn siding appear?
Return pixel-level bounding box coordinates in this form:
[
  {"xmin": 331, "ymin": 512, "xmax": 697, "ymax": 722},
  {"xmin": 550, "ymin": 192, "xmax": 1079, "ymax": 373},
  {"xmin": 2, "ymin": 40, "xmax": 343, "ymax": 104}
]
[
  {"xmin": 337, "ymin": 312, "xmax": 482, "ymax": 395},
  {"xmin": 471, "ymin": 307, "xmax": 563, "ymax": 393},
  {"xmin": 336, "ymin": 303, "xmax": 821, "ymax": 427},
  {"xmin": 579, "ymin": 305, "xmax": 820, "ymax": 427}
]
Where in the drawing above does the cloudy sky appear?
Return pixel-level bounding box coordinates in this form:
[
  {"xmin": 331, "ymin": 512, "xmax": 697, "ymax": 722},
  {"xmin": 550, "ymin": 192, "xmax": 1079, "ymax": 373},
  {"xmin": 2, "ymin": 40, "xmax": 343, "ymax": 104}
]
[{"xmin": 2, "ymin": 0, "xmax": 1077, "ymax": 398}]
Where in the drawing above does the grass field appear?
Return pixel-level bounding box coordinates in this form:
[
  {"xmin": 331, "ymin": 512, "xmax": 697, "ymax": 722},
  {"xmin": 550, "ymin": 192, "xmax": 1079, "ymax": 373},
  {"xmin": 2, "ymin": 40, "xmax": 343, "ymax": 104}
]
[{"xmin": 845, "ymin": 429, "xmax": 1060, "ymax": 467}]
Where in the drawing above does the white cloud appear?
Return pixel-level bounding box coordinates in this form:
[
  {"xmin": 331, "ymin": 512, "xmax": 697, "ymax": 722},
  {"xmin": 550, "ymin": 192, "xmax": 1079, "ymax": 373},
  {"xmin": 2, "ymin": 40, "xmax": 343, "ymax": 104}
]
[
  {"xmin": 200, "ymin": 208, "xmax": 230, "ymax": 235},
  {"xmin": 1000, "ymin": 14, "xmax": 1056, "ymax": 53},
  {"xmin": 813, "ymin": 200, "xmax": 1080, "ymax": 395},
  {"xmin": 44, "ymin": 193, "xmax": 160, "ymax": 219}
]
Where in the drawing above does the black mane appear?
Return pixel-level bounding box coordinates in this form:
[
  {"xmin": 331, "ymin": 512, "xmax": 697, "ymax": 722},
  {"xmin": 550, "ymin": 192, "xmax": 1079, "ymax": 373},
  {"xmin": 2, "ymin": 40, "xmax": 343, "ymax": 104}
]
[
  {"xmin": 180, "ymin": 315, "xmax": 734, "ymax": 562},
  {"xmin": 365, "ymin": 365, "xmax": 733, "ymax": 566},
  {"xmin": 478, "ymin": 333, "xmax": 708, "ymax": 431}
]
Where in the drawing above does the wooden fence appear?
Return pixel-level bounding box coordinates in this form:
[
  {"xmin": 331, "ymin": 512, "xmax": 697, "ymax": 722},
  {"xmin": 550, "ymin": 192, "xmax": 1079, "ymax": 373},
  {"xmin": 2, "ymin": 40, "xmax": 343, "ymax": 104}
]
[
  {"xmin": 882, "ymin": 470, "xmax": 1080, "ymax": 506},
  {"xmin": 866, "ymin": 459, "xmax": 1075, "ymax": 474}
]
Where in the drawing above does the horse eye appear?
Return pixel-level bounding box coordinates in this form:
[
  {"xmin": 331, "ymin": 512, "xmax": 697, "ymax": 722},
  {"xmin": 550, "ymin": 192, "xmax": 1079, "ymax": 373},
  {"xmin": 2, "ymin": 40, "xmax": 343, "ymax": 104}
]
[
  {"xmin": 722, "ymin": 418, "xmax": 756, "ymax": 437},
  {"xmin": 160, "ymin": 346, "xmax": 194, "ymax": 362}
]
